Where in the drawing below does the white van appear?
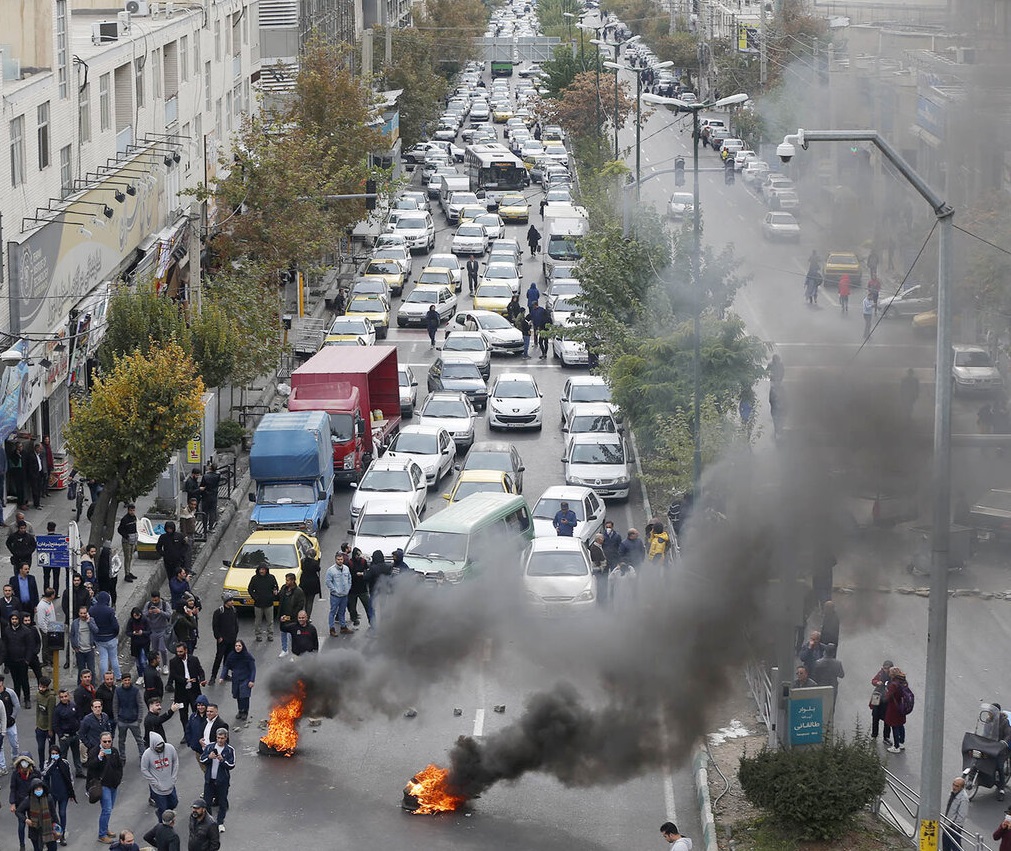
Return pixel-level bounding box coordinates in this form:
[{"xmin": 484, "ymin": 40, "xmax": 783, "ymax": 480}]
[{"xmin": 438, "ymin": 175, "xmax": 471, "ymax": 217}]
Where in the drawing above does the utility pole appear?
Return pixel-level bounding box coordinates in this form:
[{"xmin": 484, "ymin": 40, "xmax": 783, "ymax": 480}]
[
  {"xmin": 759, "ymin": 0, "xmax": 767, "ymax": 88},
  {"xmin": 188, "ymin": 200, "xmax": 202, "ymax": 315},
  {"xmin": 381, "ymin": 0, "xmax": 391, "ymax": 67}
]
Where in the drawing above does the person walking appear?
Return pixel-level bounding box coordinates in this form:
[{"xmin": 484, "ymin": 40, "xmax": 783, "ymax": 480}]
[
  {"xmin": 862, "ymin": 293, "xmax": 875, "ymax": 340},
  {"xmin": 10, "ymin": 754, "xmax": 41, "ymax": 850},
  {"xmin": 217, "ymin": 641, "xmax": 255, "ymax": 723},
  {"xmin": 424, "ymin": 305, "xmax": 440, "ymax": 348},
  {"xmin": 167, "ymin": 644, "xmax": 206, "ymax": 741},
  {"xmin": 465, "ymin": 257, "xmax": 479, "ymax": 295},
  {"xmin": 17, "ymin": 776, "xmax": 60, "ymax": 851},
  {"xmin": 125, "ymin": 608, "xmax": 150, "ymax": 676},
  {"xmin": 837, "ymin": 273, "xmax": 851, "ymax": 315},
  {"xmin": 7, "ymin": 521, "xmax": 37, "ymax": 573},
  {"xmin": 601, "ymin": 521, "xmax": 622, "ymax": 570},
  {"xmin": 10, "ymin": 563, "xmax": 40, "ymax": 614},
  {"xmin": 117, "ymin": 505, "xmax": 139, "ymax": 583},
  {"xmin": 198, "ymin": 465, "xmax": 220, "ymax": 532},
  {"xmin": 187, "ymin": 799, "xmax": 219, "ymax": 851},
  {"xmin": 281, "ymin": 611, "xmax": 319, "ymax": 656},
  {"xmin": 660, "ymin": 822, "xmax": 692, "ymax": 851},
  {"xmin": 42, "ymin": 742, "xmax": 76, "ymax": 847},
  {"xmin": 52, "ymin": 688, "xmax": 84, "ymax": 778},
  {"xmin": 155, "ymin": 523, "xmax": 188, "ymax": 583},
  {"xmin": 113, "ymin": 673, "xmax": 145, "ymax": 762},
  {"xmin": 145, "ymin": 596, "xmax": 172, "ymax": 674},
  {"xmin": 143, "ymin": 810, "xmax": 181, "ymax": 851},
  {"xmin": 526, "ymin": 224, "xmax": 541, "ymax": 256},
  {"xmin": 6, "ymin": 612, "xmax": 36, "ymax": 707},
  {"xmin": 943, "ymin": 776, "xmax": 969, "ymax": 851},
  {"xmin": 246, "ymin": 565, "xmax": 278, "ymax": 643},
  {"xmin": 182, "ymin": 469, "xmax": 202, "ymax": 512},
  {"xmin": 530, "ymin": 303, "xmax": 550, "ymax": 359},
  {"xmin": 884, "ymin": 666, "xmax": 911, "ymax": 753},
  {"xmin": 517, "ymin": 311, "xmax": 532, "ymax": 359},
  {"xmin": 646, "ymin": 519, "xmax": 673, "ymax": 567},
  {"xmin": 89, "ymin": 592, "xmax": 121, "ymax": 680},
  {"xmin": 78, "ymin": 699, "xmax": 113, "ymax": 755},
  {"xmin": 208, "ymin": 596, "xmax": 238, "ymax": 682},
  {"xmin": 199, "ymin": 729, "xmax": 235, "ymax": 832},
  {"xmin": 85, "ymin": 731, "xmax": 123, "ymax": 844},
  {"xmin": 140, "ymin": 732, "xmax": 179, "ymax": 823},
  {"xmin": 298, "ymin": 550, "xmax": 321, "ymax": 620},
  {"xmin": 276, "ymin": 574, "xmax": 306, "ymax": 658},
  {"xmin": 325, "ymin": 552, "xmax": 352, "ymax": 637},
  {"xmin": 525, "ymin": 281, "xmax": 541, "ymax": 311},
  {"xmin": 346, "ymin": 550, "xmax": 374, "ymax": 630},
  {"xmin": 33, "ymin": 676, "xmax": 56, "ymax": 764}
]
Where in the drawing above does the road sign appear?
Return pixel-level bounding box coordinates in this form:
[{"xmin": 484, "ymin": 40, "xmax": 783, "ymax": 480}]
[
  {"xmin": 919, "ymin": 819, "xmax": 938, "ymax": 851},
  {"xmin": 36, "ymin": 535, "xmax": 70, "ymax": 570}
]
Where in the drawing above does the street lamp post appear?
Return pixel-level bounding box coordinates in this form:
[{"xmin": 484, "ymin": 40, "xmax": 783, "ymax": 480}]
[
  {"xmin": 777, "ymin": 127, "xmax": 954, "ymax": 851},
  {"xmin": 643, "ymin": 91, "xmax": 749, "ymax": 495},
  {"xmin": 604, "ymin": 59, "xmax": 673, "ymax": 199},
  {"xmin": 562, "ymin": 12, "xmax": 574, "ymax": 52},
  {"xmin": 593, "ymin": 36, "xmax": 639, "ymax": 161}
]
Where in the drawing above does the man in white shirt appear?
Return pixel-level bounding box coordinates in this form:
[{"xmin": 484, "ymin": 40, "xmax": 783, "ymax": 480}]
[{"xmin": 35, "ymin": 587, "xmax": 58, "ymax": 635}]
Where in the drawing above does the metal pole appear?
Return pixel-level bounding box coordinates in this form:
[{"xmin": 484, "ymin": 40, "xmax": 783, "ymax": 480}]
[
  {"xmin": 613, "ymin": 60, "xmax": 620, "ymax": 160},
  {"xmin": 596, "ymin": 44, "xmax": 601, "ymax": 156},
  {"xmin": 691, "ymin": 106, "xmax": 702, "ymax": 495},
  {"xmin": 635, "ymin": 70, "xmax": 642, "ymax": 199},
  {"xmin": 759, "ymin": 0, "xmax": 767, "ymax": 88}
]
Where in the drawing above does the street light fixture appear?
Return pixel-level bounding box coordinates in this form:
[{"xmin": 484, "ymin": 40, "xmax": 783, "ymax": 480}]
[
  {"xmin": 778, "ymin": 126, "xmax": 954, "ymax": 851},
  {"xmin": 562, "ymin": 11, "xmax": 575, "ymax": 46},
  {"xmin": 594, "ymin": 35, "xmax": 640, "ymax": 160},
  {"xmin": 603, "ymin": 59, "xmax": 673, "ymax": 199},
  {"xmin": 642, "ymin": 91, "xmax": 749, "ymax": 495}
]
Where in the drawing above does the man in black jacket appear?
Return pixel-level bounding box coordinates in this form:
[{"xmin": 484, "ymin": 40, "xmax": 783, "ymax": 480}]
[
  {"xmin": 167, "ymin": 644, "xmax": 206, "ymax": 740},
  {"xmin": 144, "ymin": 809, "xmax": 182, "ymax": 851},
  {"xmin": 281, "ymin": 610, "xmax": 319, "ymax": 656},
  {"xmin": 4, "ymin": 612, "xmax": 35, "ymax": 705},
  {"xmin": 6, "ymin": 521, "xmax": 36, "ymax": 572},
  {"xmin": 117, "ymin": 504, "xmax": 139, "ymax": 582},
  {"xmin": 208, "ymin": 596, "xmax": 238, "ymax": 682},
  {"xmin": 188, "ymin": 799, "xmax": 219, "ymax": 851},
  {"xmin": 53, "ymin": 688, "xmax": 86, "ymax": 776},
  {"xmin": 245, "ymin": 565, "xmax": 278, "ymax": 643},
  {"xmin": 86, "ymin": 732, "xmax": 123, "ymax": 843},
  {"xmin": 156, "ymin": 523, "xmax": 188, "ymax": 582},
  {"xmin": 199, "ymin": 465, "xmax": 221, "ymax": 531},
  {"xmin": 9, "ymin": 562, "xmax": 39, "ymax": 613},
  {"xmin": 144, "ymin": 697, "xmax": 184, "ymax": 748}
]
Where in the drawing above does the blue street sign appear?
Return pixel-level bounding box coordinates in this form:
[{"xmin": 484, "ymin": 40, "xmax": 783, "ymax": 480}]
[
  {"xmin": 789, "ymin": 694, "xmax": 825, "ymax": 745},
  {"xmin": 36, "ymin": 535, "xmax": 70, "ymax": 570}
]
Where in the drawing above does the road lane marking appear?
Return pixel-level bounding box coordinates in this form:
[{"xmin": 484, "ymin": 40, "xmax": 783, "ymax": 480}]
[{"xmin": 473, "ymin": 708, "xmax": 485, "ymax": 737}]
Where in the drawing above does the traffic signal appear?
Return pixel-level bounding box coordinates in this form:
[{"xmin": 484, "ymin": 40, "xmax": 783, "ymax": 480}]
[
  {"xmin": 674, "ymin": 156, "xmax": 685, "ymax": 187},
  {"xmin": 365, "ymin": 178, "xmax": 377, "ymax": 211},
  {"xmin": 724, "ymin": 159, "xmax": 735, "ymax": 185}
]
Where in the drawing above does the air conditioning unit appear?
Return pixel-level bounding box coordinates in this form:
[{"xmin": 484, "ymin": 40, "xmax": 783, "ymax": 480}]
[
  {"xmin": 91, "ymin": 21, "xmax": 119, "ymax": 46},
  {"xmin": 117, "ymin": 10, "xmax": 132, "ymax": 32},
  {"xmin": 124, "ymin": 0, "xmax": 150, "ymax": 16},
  {"xmin": 150, "ymin": 2, "xmax": 160, "ymax": 17}
]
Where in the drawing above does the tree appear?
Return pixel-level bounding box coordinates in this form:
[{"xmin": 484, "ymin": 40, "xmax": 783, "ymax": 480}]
[
  {"xmin": 539, "ymin": 43, "xmax": 591, "ymax": 99},
  {"xmin": 65, "ymin": 343, "xmax": 205, "ymax": 548},
  {"xmin": 540, "ymin": 72, "xmax": 633, "ymax": 145},
  {"xmin": 206, "ymin": 37, "xmax": 384, "ymax": 272},
  {"xmin": 415, "ymin": 0, "xmax": 489, "ymax": 76},
  {"xmin": 189, "ymin": 302, "xmax": 237, "ymax": 389},
  {"xmin": 98, "ymin": 287, "xmax": 189, "ymax": 374},
  {"xmin": 372, "ymin": 28, "xmax": 449, "ymax": 148}
]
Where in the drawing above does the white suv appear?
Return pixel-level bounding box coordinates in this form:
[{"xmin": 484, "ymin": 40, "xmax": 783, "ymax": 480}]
[{"xmin": 393, "ymin": 211, "xmax": 436, "ymax": 254}]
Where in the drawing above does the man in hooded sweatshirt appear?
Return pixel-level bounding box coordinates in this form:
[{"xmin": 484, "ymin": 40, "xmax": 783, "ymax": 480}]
[
  {"xmin": 9, "ymin": 754, "xmax": 41, "ymax": 850},
  {"xmin": 88, "ymin": 593, "xmax": 121, "ymax": 680},
  {"xmin": 17, "ymin": 777, "xmax": 60, "ymax": 851},
  {"xmin": 140, "ymin": 732, "xmax": 179, "ymax": 822}
]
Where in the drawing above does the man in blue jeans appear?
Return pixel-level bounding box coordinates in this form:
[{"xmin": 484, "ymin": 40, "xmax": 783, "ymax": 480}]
[
  {"xmin": 89, "ymin": 592, "xmax": 121, "ymax": 680},
  {"xmin": 85, "ymin": 731, "xmax": 123, "ymax": 843},
  {"xmin": 140, "ymin": 732, "xmax": 179, "ymax": 823},
  {"xmin": 325, "ymin": 552, "xmax": 352, "ymax": 637}
]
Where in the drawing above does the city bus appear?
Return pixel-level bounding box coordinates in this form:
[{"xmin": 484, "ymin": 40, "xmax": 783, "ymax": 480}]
[
  {"xmin": 463, "ymin": 144, "xmax": 530, "ymax": 209},
  {"xmin": 490, "ymin": 60, "xmax": 514, "ymax": 78}
]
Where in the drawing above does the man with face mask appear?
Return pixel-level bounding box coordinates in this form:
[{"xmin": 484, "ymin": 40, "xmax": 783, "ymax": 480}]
[
  {"xmin": 9, "ymin": 754, "xmax": 41, "ymax": 850},
  {"xmin": 16, "ymin": 777, "xmax": 60, "ymax": 851},
  {"xmin": 140, "ymin": 732, "xmax": 179, "ymax": 822},
  {"xmin": 41, "ymin": 743, "xmax": 76, "ymax": 847},
  {"xmin": 85, "ymin": 732, "xmax": 123, "ymax": 843}
]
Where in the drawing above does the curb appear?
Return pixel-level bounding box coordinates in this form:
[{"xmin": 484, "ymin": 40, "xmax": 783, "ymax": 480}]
[{"xmin": 693, "ymin": 744, "xmax": 719, "ymax": 851}]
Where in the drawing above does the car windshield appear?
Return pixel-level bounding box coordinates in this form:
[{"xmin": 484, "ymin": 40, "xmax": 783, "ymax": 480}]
[
  {"xmin": 356, "ymin": 514, "xmax": 415, "ymax": 537},
  {"xmin": 373, "ymin": 249, "xmax": 406, "ymax": 262},
  {"xmin": 328, "ymin": 414, "xmax": 354, "ymax": 442},
  {"xmin": 770, "ymin": 214, "xmax": 795, "ymax": 224},
  {"xmin": 397, "ymin": 218, "xmax": 427, "ymax": 230},
  {"xmin": 478, "ymin": 284, "xmax": 513, "ymax": 298},
  {"xmin": 495, "ymin": 379, "xmax": 537, "ymax": 399},
  {"xmin": 398, "ymin": 370, "xmax": 412, "ymax": 387},
  {"xmin": 553, "ymin": 298, "xmax": 578, "ymax": 313},
  {"xmin": 454, "ymin": 481, "xmax": 505, "ymax": 501},
  {"xmin": 424, "ymin": 400, "xmax": 469, "ymax": 418},
  {"xmin": 526, "ymin": 551, "xmax": 589, "ymax": 577},
  {"xmin": 485, "ymin": 265, "xmax": 517, "ymax": 279},
  {"xmin": 350, "ymin": 297, "xmax": 385, "ymax": 311},
  {"xmin": 234, "ymin": 545, "xmax": 298, "ymax": 570},
  {"xmin": 359, "ymin": 470, "xmax": 412, "ymax": 492},
  {"xmin": 533, "ymin": 498, "xmax": 585, "ymax": 520},
  {"xmin": 406, "ymin": 290, "xmax": 439, "ymax": 304},
  {"xmin": 570, "ymin": 383, "xmax": 611, "ymax": 403},
  {"xmin": 458, "ymin": 225, "xmax": 485, "ymax": 238},
  {"xmin": 430, "ymin": 256, "xmax": 459, "ymax": 270},
  {"xmin": 956, "ymin": 351, "xmax": 994, "ymax": 368},
  {"xmin": 406, "ymin": 530, "xmax": 468, "ymax": 562},
  {"xmin": 464, "ymin": 451, "xmax": 512, "ymax": 472},
  {"xmin": 501, "ymin": 195, "xmax": 525, "ymax": 206},
  {"xmin": 570, "ymin": 414, "xmax": 616, "ymax": 434},
  {"xmin": 475, "ymin": 215, "xmax": 500, "ymax": 228},
  {"xmin": 331, "ymin": 319, "xmax": 366, "ymax": 334},
  {"xmin": 446, "ymin": 337, "xmax": 486, "ymax": 352},
  {"xmin": 419, "ymin": 272, "xmax": 448, "ymax": 286},
  {"xmin": 443, "ymin": 363, "xmax": 482, "ymax": 379},
  {"xmin": 570, "ymin": 441, "xmax": 625, "ymax": 465},
  {"xmin": 366, "ymin": 262, "xmax": 400, "ymax": 275},
  {"xmin": 476, "ymin": 313, "xmax": 513, "ymax": 330},
  {"xmin": 390, "ymin": 432, "xmax": 439, "ymax": 454},
  {"xmin": 671, "ymin": 194, "xmax": 693, "ymax": 205},
  {"xmin": 257, "ymin": 483, "xmax": 316, "ymax": 505}
]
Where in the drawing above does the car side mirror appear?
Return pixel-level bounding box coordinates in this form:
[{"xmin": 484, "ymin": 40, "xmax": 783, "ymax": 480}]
[
  {"xmin": 349, "ymin": 483, "xmax": 358, "ymax": 490},
  {"xmin": 517, "ymin": 466, "xmax": 525, "ymax": 472},
  {"xmin": 221, "ymin": 560, "xmax": 230, "ymax": 568},
  {"xmin": 453, "ymin": 464, "xmax": 462, "ymax": 471},
  {"xmin": 443, "ymin": 493, "xmax": 451, "ymax": 501},
  {"xmin": 248, "ymin": 493, "xmax": 255, "ymax": 503},
  {"xmin": 347, "ymin": 529, "xmax": 355, "ymax": 535}
]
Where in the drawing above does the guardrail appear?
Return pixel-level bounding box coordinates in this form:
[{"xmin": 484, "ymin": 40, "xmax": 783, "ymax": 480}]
[{"xmin": 745, "ymin": 659, "xmax": 779, "ymax": 749}]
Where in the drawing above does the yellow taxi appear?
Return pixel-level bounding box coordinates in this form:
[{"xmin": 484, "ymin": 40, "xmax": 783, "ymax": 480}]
[
  {"xmin": 498, "ymin": 193, "xmax": 529, "ymax": 223},
  {"xmin": 221, "ymin": 530, "xmax": 321, "ymax": 608},
  {"xmin": 912, "ymin": 309, "xmax": 937, "ymax": 332},
  {"xmin": 822, "ymin": 252, "xmax": 862, "ymax": 287},
  {"xmin": 442, "ymin": 469, "xmax": 519, "ymax": 505},
  {"xmin": 473, "ymin": 282, "xmax": 514, "ymax": 315},
  {"xmin": 458, "ymin": 205, "xmax": 488, "ymax": 225},
  {"xmin": 346, "ymin": 293, "xmax": 391, "ymax": 339},
  {"xmin": 493, "ymin": 105, "xmax": 515, "ymax": 123},
  {"xmin": 361, "ymin": 258, "xmax": 408, "ymax": 297}
]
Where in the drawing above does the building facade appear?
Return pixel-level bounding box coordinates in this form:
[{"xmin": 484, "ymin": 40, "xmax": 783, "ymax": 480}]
[{"xmin": 0, "ymin": 0, "xmax": 261, "ymax": 453}]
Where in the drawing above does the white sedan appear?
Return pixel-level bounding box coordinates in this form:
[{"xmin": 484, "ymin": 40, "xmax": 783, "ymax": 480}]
[
  {"xmin": 480, "ymin": 261, "xmax": 522, "ymax": 294},
  {"xmin": 531, "ymin": 485, "xmax": 607, "ymax": 545},
  {"xmin": 488, "ymin": 372, "xmax": 542, "ymax": 430},
  {"xmin": 384, "ymin": 425, "xmax": 457, "ymax": 487},
  {"xmin": 417, "ymin": 391, "xmax": 478, "ymax": 451},
  {"xmin": 560, "ymin": 375, "xmax": 617, "ymax": 428},
  {"xmin": 473, "ymin": 213, "xmax": 506, "ymax": 241},
  {"xmin": 761, "ymin": 212, "xmax": 801, "ymax": 242},
  {"xmin": 396, "ymin": 285, "xmax": 457, "ymax": 327},
  {"xmin": 454, "ymin": 310, "xmax": 524, "ymax": 355},
  {"xmin": 351, "ymin": 501, "xmax": 420, "ymax": 561},
  {"xmin": 428, "ymin": 253, "xmax": 464, "ymax": 292},
  {"xmin": 451, "ymin": 223, "xmax": 489, "ymax": 256},
  {"xmin": 552, "ymin": 336, "xmax": 590, "ymax": 367},
  {"xmin": 522, "ymin": 537, "xmax": 596, "ymax": 613},
  {"xmin": 349, "ymin": 456, "xmax": 428, "ymax": 527}
]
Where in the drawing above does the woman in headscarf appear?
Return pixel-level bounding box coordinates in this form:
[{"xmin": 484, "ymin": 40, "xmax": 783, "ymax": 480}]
[
  {"xmin": 298, "ymin": 548, "xmax": 322, "ymax": 619},
  {"xmin": 219, "ymin": 639, "xmax": 256, "ymax": 723},
  {"xmin": 17, "ymin": 777, "xmax": 60, "ymax": 851}
]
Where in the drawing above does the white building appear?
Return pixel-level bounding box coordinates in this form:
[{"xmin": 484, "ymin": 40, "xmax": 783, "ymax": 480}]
[{"xmin": 0, "ymin": 0, "xmax": 260, "ymax": 453}]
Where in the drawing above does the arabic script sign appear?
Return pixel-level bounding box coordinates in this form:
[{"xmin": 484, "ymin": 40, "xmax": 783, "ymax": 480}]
[{"xmin": 788, "ymin": 694, "xmax": 824, "ymax": 745}]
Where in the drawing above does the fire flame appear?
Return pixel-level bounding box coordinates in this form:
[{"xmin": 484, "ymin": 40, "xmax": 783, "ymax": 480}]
[
  {"xmin": 405, "ymin": 764, "xmax": 467, "ymax": 814},
  {"xmin": 260, "ymin": 682, "xmax": 305, "ymax": 755}
]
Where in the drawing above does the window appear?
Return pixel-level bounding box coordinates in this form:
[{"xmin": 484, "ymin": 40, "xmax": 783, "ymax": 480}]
[
  {"xmin": 180, "ymin": 36, "xmax": 189, "ymax": 82},
  {"xmin": 194, "ymin": 33, "xmax": 201, "ymax": 78},
  {"xmin": 56, "ymin": 0, "xmax": 68, "ymax": 98},
  {"xmin": 37, "ymin": 102, "xmax": 50, "ymax": 170},
  {"xmin": 204, "ymin": 62, "xmax": 212, "ymax": 112},
  {"xmin": 152, "ymin": 48, "xmax": 162, "ymax": 99},
  {"xmin": 59, "ymin": 145, "xmax": 72, "ymax": 198},
  {"xmin": 135, "ymin": 58, "xmax": 145, "ymax": 109},
  {"xmin": 99, "ymin": 73, "xmax": 111, "ymax": 130},
  {"xmin": 9, "ymin": 115, "xmax": 25, "ymax": 186},
  {"xmin": 215, "ymin": 98, "xmax": 222, "ymax": 138},
  {"xmin": 242, "ymin": 6, "xmax": 249, "ymax": 43},
  {"xmin": 164, "ymin": 42, "xmax": 178, "ymax": 99},
  {"xmin": 225, "ymin": 91, "xmax": 232, "ymax": 131},
  {"xmin": 232, "ymin": 13, "xmax": 241, "ymax": 56},
  {"xmin": 214, "ymin": 20, "xmax": 221, "ymax": 61},
  {"xmin": 79, "ymin": 83, "xmax": 92, "ymax": 143}
]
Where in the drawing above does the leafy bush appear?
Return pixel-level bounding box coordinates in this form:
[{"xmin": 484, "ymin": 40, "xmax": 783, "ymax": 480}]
[
  {"xmin": 215, "ymin": 419, "xmax": 247, "ymax": 450},
  {"xmin": 738, "ymin": 734, "xmax": 885, "ymax": 840}
]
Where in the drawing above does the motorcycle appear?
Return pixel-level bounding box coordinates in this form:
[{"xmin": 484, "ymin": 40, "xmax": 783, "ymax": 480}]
[{"xmin": 962, "ymin": 701, "xmax": 1011, "ymax": 800}]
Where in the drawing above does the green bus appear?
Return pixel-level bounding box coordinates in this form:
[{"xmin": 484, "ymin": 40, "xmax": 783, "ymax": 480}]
[{"xmin": 490, "ymin": 60, "xmax": 514, "ymax": 78}]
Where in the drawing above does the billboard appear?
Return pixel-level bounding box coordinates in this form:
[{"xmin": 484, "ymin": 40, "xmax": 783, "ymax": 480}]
[{"xmin": 7, "ymin": 163, "xmax": 164, "ymax": 337}]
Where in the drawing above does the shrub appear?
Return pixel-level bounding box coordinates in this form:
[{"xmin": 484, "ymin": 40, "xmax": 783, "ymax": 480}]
[
  {"xmin": 738, "ymin": 734, "xmax": 885, "ymax": 840},
  {"xmin": 215, "ymin": 419, "xmax": 247, "ymax": 450}
]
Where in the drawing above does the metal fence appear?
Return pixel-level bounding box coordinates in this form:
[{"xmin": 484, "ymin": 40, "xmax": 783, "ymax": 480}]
[{"xmin": 745, "ymin": 660, "xmax": 779, "ymax": 749}]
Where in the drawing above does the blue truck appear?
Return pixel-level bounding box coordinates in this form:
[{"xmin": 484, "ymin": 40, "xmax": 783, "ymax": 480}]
[{"xmin": 248, "ymin": 411, "xmax": 335, "ymax": 535}]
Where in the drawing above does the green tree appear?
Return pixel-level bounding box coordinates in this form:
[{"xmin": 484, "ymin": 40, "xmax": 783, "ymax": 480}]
[
  {"xmin": 372, "ymin": 28, "xmax": 449, "ymax": 148},
  {"xmin": 415, "ymin": 0, "xmax": 489, "ymax": 76},
  {"xmin": 539, "ymin": 43, "xmax": 595, "ymax": 99},
  {"xmin": 540, "ymin": 72, "xmax": 633, "ymax": 146},
  {"xmin": 189, "ymin": 302, "xmax": 236, "ymax": 389},
  {"xmin": 207, "ymin": 37, "xmax": 384, "ymax": 272},
  {"xmin": 98, "ymin": 287, "xmax": 190, "ymax": 374},
  {"xmin": 65, "ymin": 343, "xmax": 205, "ymax": 548}
]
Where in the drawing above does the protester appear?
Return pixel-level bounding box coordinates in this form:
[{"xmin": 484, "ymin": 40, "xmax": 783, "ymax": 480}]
[
  {"xmin": 218, "ymin": 641, "xmax": 255, "ymax": 723},
  {"xmin": 143, "ymin": 810, "xmax": 181, "ymax": 851},
  {"xmin": 199, "ymin": 729, "xmax": 235, "ymax": 832},
  {"xmin": 140, "ymin": 732, "xmax": 180, "ymax": 822},
  {"xmin": 41, "ymin": 742, "xmax": 76, "ymax": 847},
  {"xmin": 85, "ymin": 732, "xmax": 123, "ymax": 844}
]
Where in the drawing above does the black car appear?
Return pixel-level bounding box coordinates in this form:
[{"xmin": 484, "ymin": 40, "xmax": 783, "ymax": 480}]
[{"xmin": 427, "ymin": 357, "xmax": 488, "ymax": 410}]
